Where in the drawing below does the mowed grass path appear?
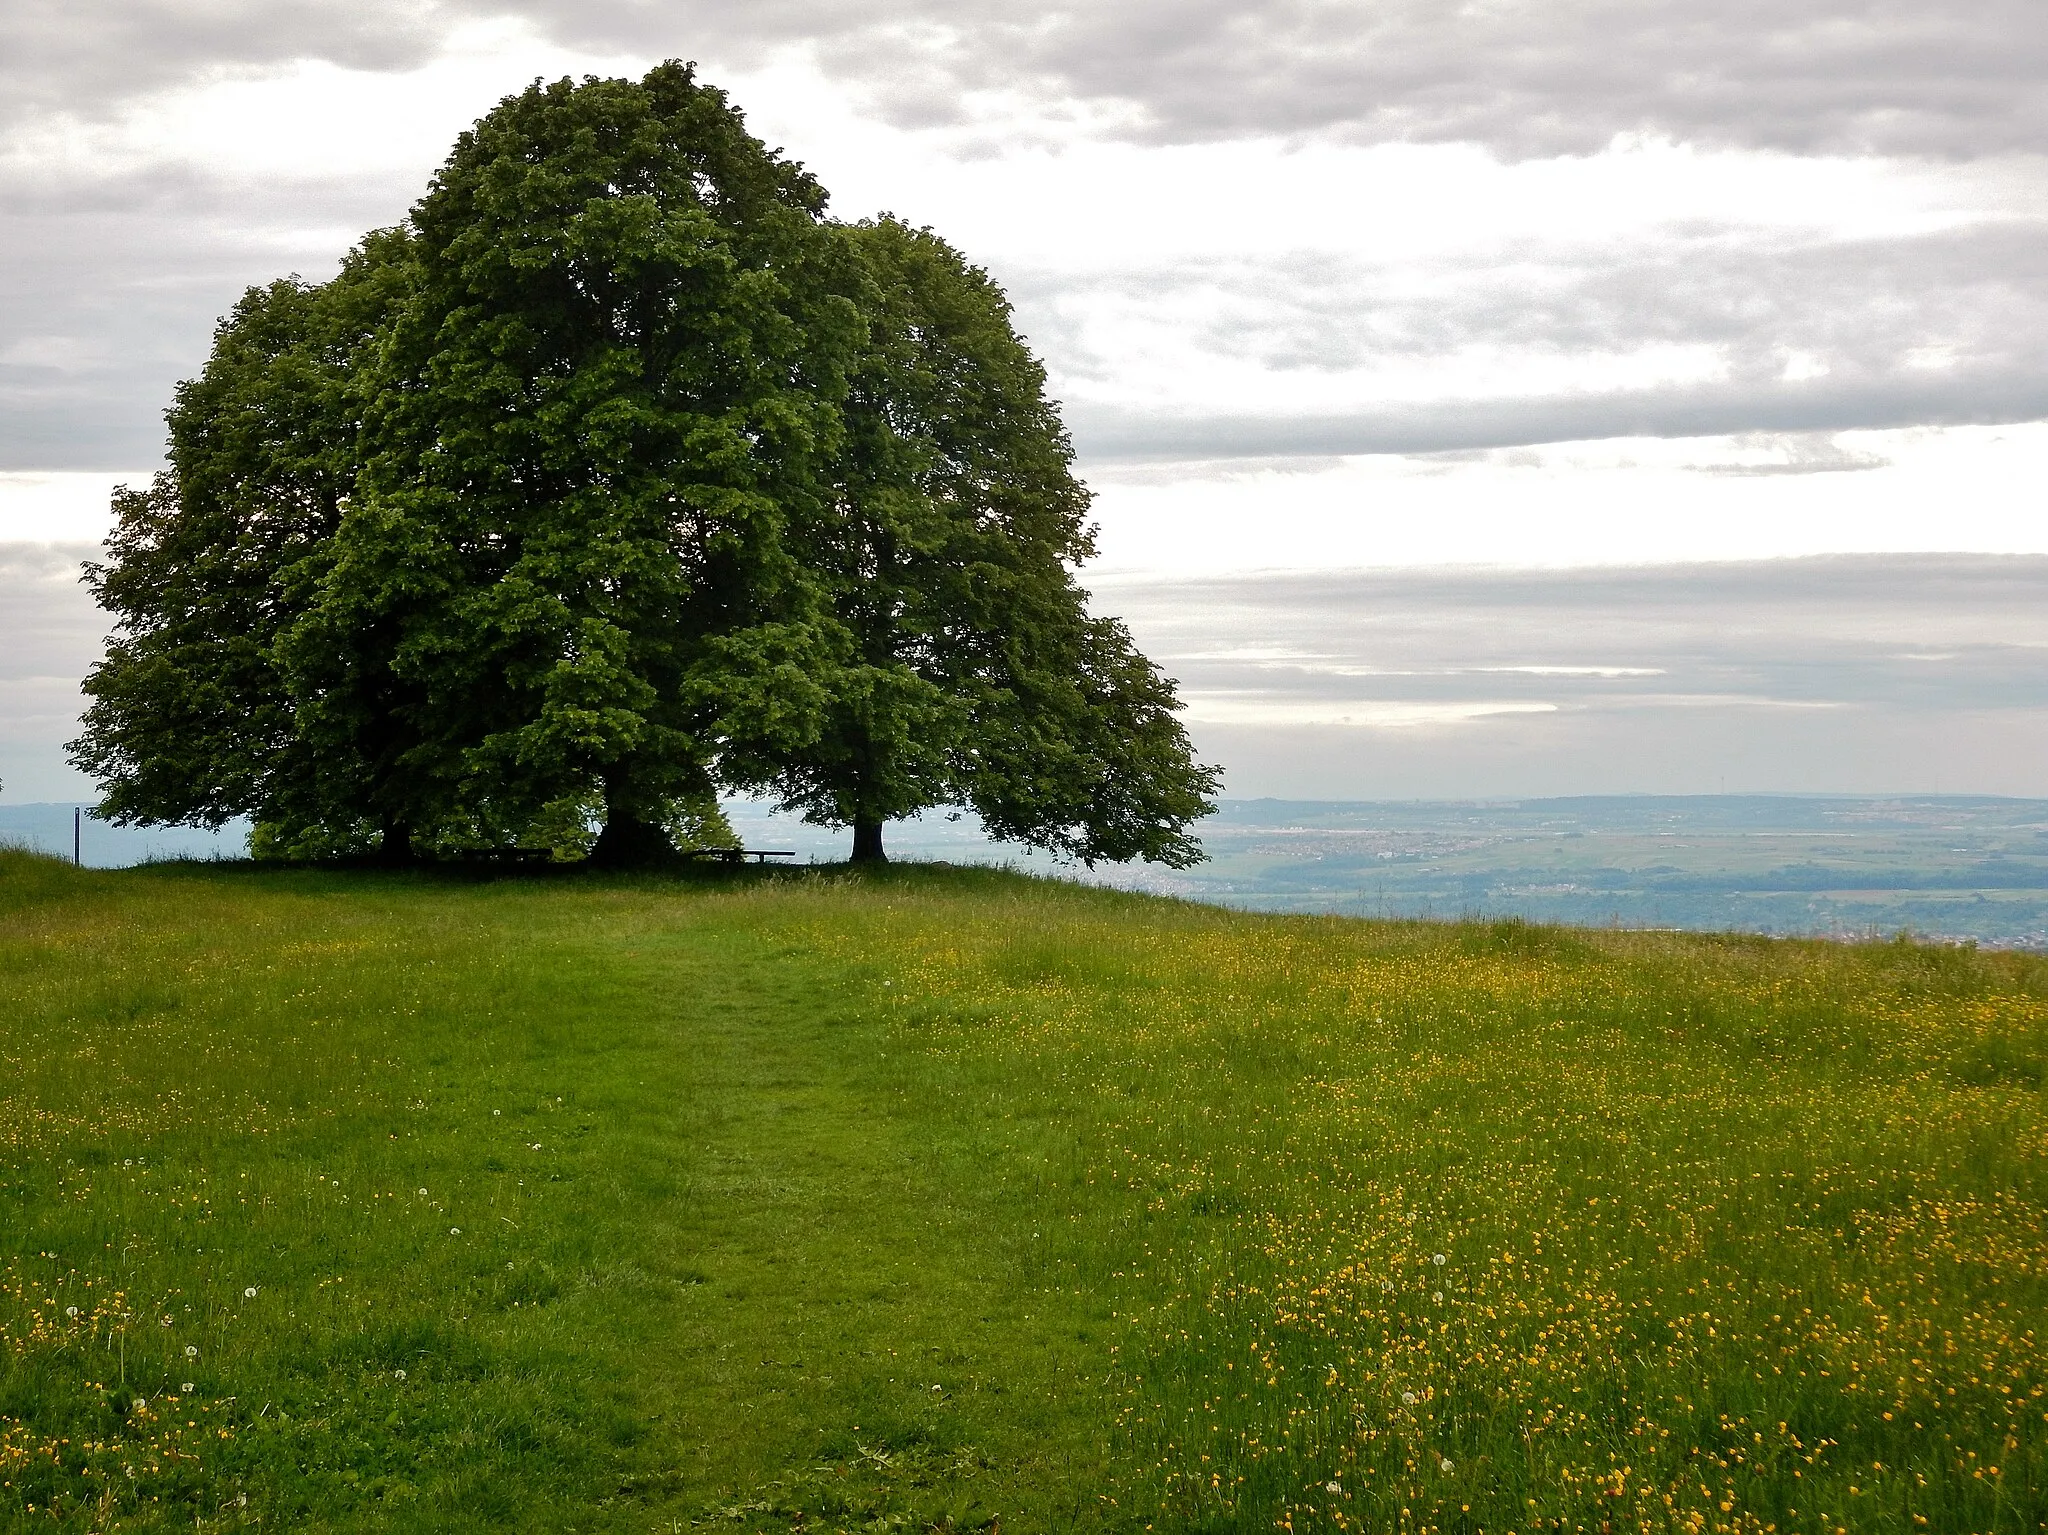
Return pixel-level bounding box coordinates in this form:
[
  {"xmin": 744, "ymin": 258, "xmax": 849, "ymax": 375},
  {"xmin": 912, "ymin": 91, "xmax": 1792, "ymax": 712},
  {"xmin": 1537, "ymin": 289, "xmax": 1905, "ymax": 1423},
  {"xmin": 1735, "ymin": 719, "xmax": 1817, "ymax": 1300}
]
[{"xmin": 3, "ymin": 852, "xmax": 2047, "ymax": 1533}]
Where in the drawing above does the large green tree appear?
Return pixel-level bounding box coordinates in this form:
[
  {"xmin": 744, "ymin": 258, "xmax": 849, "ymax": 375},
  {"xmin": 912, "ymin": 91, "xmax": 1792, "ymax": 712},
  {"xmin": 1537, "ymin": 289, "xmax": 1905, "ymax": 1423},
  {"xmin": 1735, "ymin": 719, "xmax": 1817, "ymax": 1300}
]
[
  {"xmin": 70, "ymin": 232, "xmax": 416, "ymax": 852},
  {"xmin": 727, "ymin": 218, "xmax": 1218, "ymax": 864},
  {"xmin": 293, "ymin": 63, "xmax": 860, "ymax": 864},
  {"xmin": 72, "ymin": 64, "xmax": 1216, "ymax": 870}
]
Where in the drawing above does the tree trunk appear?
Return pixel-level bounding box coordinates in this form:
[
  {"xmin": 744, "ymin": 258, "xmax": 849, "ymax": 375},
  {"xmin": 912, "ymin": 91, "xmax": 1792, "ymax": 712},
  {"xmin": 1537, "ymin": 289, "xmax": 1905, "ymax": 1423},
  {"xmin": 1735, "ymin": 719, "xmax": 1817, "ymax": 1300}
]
[
  {"xmin": 375, "ymin": 814, "xmax": 415, "ymax": 867},
  {"xmin": 590, "ymin": 809, "xmax": 676, "ymax": 868},
  {"xmin": 851, "ymin": 817, "xmax": 887, "ymax": 864},
  {"xmin": 591, "ymin": 774, "xmax": 677, "ymax": 869}
]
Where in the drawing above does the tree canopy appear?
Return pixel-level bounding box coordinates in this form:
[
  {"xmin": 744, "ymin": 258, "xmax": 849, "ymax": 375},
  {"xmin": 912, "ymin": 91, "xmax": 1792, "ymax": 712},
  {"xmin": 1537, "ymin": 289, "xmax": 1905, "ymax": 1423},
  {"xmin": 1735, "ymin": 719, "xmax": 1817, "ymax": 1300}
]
[
  {"xmin": 72, "ymin": 63, "xmax": 1218, "ymax": 867},
  {"xmin": 74, "ymin": 232, "xmax": 415, "ymax": 849}
]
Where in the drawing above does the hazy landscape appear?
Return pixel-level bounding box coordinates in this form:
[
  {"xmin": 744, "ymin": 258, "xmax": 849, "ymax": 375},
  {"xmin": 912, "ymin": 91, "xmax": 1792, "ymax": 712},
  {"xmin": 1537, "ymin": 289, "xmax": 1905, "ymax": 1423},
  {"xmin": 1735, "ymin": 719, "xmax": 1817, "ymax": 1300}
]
[
  {"xmin": 1144, "ymin": 795, "xmax": 2048, "ymax": 946},
  {"xmin": 14, "ymin": 794, "xmax": 2048, "ymax": 949}
]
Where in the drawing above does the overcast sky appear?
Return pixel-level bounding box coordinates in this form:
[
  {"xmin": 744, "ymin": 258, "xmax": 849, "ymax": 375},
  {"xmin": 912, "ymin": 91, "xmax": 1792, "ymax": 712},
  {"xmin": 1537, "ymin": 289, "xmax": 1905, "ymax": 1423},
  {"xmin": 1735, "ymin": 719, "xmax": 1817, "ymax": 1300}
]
[{"xmin": 3, "ymin": 1, "xmax": 2045, "ymax": 804}]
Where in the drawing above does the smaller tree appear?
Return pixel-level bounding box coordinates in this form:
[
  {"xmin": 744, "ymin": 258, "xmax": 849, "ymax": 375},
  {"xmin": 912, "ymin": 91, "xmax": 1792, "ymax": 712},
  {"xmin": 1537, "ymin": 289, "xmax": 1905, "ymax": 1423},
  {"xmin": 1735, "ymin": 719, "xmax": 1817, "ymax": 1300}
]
[
  {"xmin": 70, "ymin": 232, "xmax": 416, "ymax": 852},
  {"xmin": 730, "ymin": 218, "xmax": 1218, "ymax": 864}
]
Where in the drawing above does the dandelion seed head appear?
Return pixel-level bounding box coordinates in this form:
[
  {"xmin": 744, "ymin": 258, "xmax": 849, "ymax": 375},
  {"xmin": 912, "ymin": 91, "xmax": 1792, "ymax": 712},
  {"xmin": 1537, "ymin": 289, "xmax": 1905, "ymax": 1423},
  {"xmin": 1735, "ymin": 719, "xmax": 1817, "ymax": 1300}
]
[
  {"xmin": 450, "ymin": 1226, "xmax": 461, "ymax": 1235},
  {"xmin": 1433, "ymin": 1253, "xmax": 1447, "ymax": 1266},
  {"xmin": 1441, "ymin": 1457, "xmax": 1455, "ymax": 1473},
  {"xmin": 184, "ymin": 1344, "xmax": 198, "ymax": 1357},
  {"xmin": 1327, "ymin": 1481, "xmax": 1343, "ymax": 1493},
  {"xmin": 181, "ymin": 1382, "xmax": 194, "ymax": 1394},
  {"xmin": 1402, "ymin": 1391, "xmax": 1417, "ymax": 1405},
  {"xmin": 394, "ymin": 1369, "xmax": 407, "ymax": 1380},
  {"xmin": 244, "ymin": 1287, "xmax": 258, "ymax": 1299},
  {"xmin": 65, "ymin": 1306, "xmax": 78, "ymax": 1318}
]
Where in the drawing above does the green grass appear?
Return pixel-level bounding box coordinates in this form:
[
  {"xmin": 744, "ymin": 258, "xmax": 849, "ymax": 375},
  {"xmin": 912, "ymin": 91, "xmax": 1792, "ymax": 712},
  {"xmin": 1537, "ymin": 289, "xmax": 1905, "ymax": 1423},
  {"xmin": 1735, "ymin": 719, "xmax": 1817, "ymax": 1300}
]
[{"xmin": 3, "ymin": 850, "xmax": 2047, "ymax": 1533}]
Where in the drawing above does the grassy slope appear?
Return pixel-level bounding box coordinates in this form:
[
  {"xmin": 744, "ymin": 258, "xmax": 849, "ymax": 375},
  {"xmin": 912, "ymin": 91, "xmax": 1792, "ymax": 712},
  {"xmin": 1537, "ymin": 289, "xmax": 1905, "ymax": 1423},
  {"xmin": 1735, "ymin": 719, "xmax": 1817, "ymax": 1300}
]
[{"xmin": 3, "ymin": 851, "xmax": 2047, "ymax": 1534}]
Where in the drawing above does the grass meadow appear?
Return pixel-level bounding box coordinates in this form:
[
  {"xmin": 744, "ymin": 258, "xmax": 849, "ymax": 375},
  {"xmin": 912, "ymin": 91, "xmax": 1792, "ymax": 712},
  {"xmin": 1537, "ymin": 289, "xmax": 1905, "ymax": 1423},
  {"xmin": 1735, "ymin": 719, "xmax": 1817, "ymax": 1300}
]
[{"xmin": 2, "ymin": 850, "xmax": 2045, "ymax": 1532}]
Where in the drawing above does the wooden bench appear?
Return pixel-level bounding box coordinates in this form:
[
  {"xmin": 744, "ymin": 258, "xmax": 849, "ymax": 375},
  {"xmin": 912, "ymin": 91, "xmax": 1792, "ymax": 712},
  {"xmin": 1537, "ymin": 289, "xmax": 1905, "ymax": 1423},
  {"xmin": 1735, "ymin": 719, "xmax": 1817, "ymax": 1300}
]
[{"xmin": 679, "ymin": 847, "xmax": 796, "ymax": 865}]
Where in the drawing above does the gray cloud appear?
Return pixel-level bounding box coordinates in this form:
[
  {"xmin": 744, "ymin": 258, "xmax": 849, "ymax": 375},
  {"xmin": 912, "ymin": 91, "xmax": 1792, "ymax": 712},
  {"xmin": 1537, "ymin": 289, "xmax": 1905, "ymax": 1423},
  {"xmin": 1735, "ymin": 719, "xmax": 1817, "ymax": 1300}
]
[
  {"xmin": 5, "ymin": 5, "xmax": 2045, "ymax": 471},
  {"xmin": 0, "ymin": 1, "xmax": 445, "ymax": 128},
  {"xmin": 1066, "ymin": 372, "xmax": 2048, "ymax": 461},
  {"xmin": 1045, "ymin": 219, "xmax": 2048, "ymax": 458},
  {"xmin": 1699, "ymin": 434, "xmax": 1893, "ymax": 475},
  {"xmin": 0, "ymin": 165, "xmax": 408, "ymax": 467},
  {"xmin": 10, "ymin": 1, "xmax": 2045, "ymax": 159},
  {"xmin": 1106, "ymin": 554, "xmax": 2048, "ymax": 715},
  {"xmin": 1092, "ymin": 554, "xmax": 2048, "ymax": 796}
]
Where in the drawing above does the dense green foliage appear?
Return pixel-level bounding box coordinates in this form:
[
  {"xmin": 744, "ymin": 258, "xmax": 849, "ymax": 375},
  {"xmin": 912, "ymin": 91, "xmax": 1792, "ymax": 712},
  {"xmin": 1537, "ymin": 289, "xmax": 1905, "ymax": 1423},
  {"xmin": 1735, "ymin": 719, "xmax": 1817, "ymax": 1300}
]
[
  {"xmin": 69, "ymin": 64, "xmax": 1216, "ymax": 868},
  {"xmin": 5, "ymin": 852, "xmax": 2047, "ymax": 1532},
  {"xmin": 72, "ymin": 236, "xmax": 415, "ymax": 845},
  {"xmin": 295, "ymin": 66, "xmax": 861, "ymax": 865},
  {"xmin": 744, "ymin": 217, "xmax": 1216, "ymax": 866}
]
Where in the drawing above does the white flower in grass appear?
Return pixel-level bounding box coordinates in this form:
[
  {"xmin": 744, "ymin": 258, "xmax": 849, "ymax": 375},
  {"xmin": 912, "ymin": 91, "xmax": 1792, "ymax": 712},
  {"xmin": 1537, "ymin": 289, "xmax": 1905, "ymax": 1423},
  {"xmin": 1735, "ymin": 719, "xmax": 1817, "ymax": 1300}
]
[
  {"xmin": 1433, "ymin": 1291, "xmax": 1444, "ymax": 1303},
  {"xmin": 1326, "ymin": 1481, "xmax": 1343, "ymax": 1493},
  {"xmin": 1433, "ymin": 1253, "xmax": 1447, "ymax": 1266},
  {"xmin": 1402, "ymin": 1391, "xmax": 1417, "ymax": 1405},
  {"xmin": 1441, "ymin": 1457, "xmax": 1455, "ymax": 1473},
  {"xmin": 134, "ymin": 1397, "xmax": 147, "ymax": 1411},
  {"xmin": 244, "ymin": 1287, "xmax": 258, "ymax": 1299},
  {"xmin": 394, "ymin": 1369, "xmax": 407, "ymax": 1381},
  {"xmin": 185, "ymin": 1344, "xmax": 198, "ymax": 1358},
  {"xmin": 450, "ymin": 1227, "xmax": 461, "ymax": 1235},
  {"xmin": 182, "ymin": 1382, "xmax": 195, "ymax": 1394},
  {"xmin": 418, "ymin": 1188, "xmax": 428, "ymax": 1196},
  {"xmin": 65, "ymin": 1306, "xmax": 78, "ymax": 1318}
]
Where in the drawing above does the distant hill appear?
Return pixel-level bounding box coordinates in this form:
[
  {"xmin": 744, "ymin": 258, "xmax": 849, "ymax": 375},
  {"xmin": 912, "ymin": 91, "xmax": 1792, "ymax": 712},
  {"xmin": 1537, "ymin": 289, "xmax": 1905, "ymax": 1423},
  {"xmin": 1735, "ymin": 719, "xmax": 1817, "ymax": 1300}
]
[{"xmin": 13, "ymin": 793, "xmax": 2048, "ymax": 945}]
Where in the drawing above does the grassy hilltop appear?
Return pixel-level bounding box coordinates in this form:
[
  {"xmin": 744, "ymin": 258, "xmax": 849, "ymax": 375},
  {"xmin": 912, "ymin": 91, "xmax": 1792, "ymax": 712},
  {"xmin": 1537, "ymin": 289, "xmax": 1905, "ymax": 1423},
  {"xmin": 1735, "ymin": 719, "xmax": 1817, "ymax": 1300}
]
[{"xmin": 3, "ymin": 852, "xmax": 2047, "ymax": 1533}]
